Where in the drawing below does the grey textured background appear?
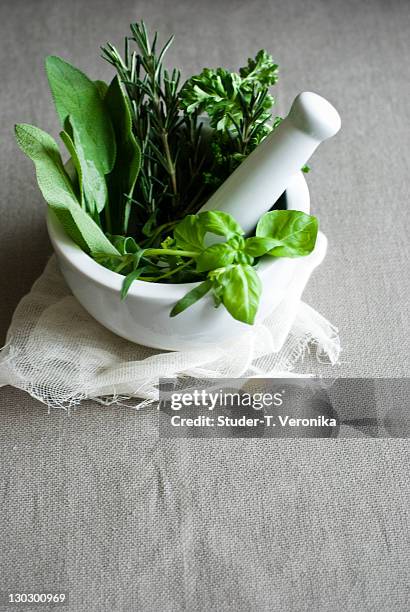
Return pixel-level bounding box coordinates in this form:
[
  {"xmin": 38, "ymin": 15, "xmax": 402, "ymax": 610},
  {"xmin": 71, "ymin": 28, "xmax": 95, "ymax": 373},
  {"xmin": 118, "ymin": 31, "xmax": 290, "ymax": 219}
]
[{"xmin": 0, "ymin": 0, "xmax": 409, "ymax": 610}]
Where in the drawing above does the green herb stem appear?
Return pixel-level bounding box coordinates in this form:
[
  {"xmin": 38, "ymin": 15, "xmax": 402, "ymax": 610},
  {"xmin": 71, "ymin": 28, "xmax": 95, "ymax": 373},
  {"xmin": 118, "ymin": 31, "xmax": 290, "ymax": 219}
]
[
  {"xmin": 161, "ymin": 130, "xmax": 177, "ymax": 196},
  {"xmin": 141, "ymin": 259, "xmax": 192, "ymax": 282},
  {"xmin": 144, "ymin": 247, "xmax": 197, "ymax": 258}
]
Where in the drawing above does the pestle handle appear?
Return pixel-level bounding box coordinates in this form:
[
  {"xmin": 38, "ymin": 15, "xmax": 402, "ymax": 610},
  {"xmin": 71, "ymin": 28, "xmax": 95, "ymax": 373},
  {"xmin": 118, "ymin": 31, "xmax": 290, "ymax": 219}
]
[
  {"xmin": 288, "ymin": 91, "xmax": 341, "ymax": 141},
  {"xmin": 199, "ymin": 91, "xmax": 341, "ymax": 235}
]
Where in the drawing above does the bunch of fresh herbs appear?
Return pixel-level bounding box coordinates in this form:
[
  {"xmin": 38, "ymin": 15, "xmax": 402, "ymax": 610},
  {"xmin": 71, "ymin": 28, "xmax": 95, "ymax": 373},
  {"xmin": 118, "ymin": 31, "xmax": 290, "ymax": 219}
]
[
  {"xmin": 96, "ymin": 208, "xmax": 317, "ymax": 324},
  {"xmin": 15, "ymin": 20, "xmax": 318, "ymax": 325}
]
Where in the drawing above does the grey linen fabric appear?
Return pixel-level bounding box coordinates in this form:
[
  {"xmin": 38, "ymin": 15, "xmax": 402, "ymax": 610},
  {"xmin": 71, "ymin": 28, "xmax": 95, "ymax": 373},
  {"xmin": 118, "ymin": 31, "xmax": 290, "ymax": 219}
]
[{"xmin": 0, "ymin": 0, "xmax": 409, "ymax": 610}]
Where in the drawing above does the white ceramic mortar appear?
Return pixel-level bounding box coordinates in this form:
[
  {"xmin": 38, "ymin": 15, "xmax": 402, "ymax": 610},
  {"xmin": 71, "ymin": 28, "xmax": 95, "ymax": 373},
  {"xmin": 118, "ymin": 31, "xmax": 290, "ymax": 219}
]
[{"xmin": 47, "ymin": 171, "xmax": 326, "ymax": 351}]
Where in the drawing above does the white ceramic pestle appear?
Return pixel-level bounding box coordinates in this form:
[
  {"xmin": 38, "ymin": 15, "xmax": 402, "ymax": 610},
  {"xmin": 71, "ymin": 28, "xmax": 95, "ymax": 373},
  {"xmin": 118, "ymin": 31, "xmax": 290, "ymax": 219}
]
[{"xmin": 199, "ymin": 91, "xmax": 341, "ymax": 234}]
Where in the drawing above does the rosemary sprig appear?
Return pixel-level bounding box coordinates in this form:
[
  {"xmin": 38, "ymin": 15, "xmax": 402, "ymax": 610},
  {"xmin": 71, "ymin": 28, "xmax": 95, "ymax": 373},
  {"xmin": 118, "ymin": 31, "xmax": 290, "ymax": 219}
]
[{"xmin": 102, "ymin": 21, "xmax": 207, "ymax": 241}]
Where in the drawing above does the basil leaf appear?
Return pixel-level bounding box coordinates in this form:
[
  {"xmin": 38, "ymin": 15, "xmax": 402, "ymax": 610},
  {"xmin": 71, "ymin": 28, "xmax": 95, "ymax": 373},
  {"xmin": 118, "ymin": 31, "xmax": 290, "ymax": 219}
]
[
  {"xmin": 256, "ymin": 210, "xmax": 318, "ymax": 257},
  {"xmin": 45, "ymin": 56, "xmax": 116, "ymax": 175},
  {"xmin": 105, "ymin": 76, "xmax": 142, "ymax": 234},
  {"xmin": 15, "ymin": 123, "xmax": 119, "ymax": 256},
  {"xmin": 244, "ymin": 236, "xmax": 282, "ymax": 257},
  {"xmin": 198, "ymin": 210, "xmax": 244, "ymax": 238},
  {"xmin": 196, "ymin": 243, "xmax": 237, "ymax": 273},
  {"xmin": 217, "ymin": 264, "xmax": 262, "ymax": 324},
  {"xmin": 174, "ymin": 215, "xmax": 206, "ymax": 252},
  {"xmin": 170, "ymin": 280, "xmax": 212, "ymax": 317}
]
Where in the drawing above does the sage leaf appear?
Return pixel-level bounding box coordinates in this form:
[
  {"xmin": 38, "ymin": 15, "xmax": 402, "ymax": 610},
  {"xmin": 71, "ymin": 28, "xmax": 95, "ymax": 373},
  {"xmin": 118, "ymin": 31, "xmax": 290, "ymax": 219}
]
[
  {"xmin": 108, "ymin": 235, "xmax": 141, "ymax": 255},
  {"xmin": 15, "ymin": 123, "xmax": 119, "ymax": 256},
  {"xmin": 94, "ymin": 80, "xmax": 109, "ymax": 99},
  {"xmin": 217, "ymin": 264, "xmax": 262, "ymax": 324},
  {"xmin": 170, "ymin": 280, "xmax": 212, "ymax": 317},
  {"xmin": 256, "ymin": 210, "xmax": 318, "ymax": 257},
  {"xmin": 16, "ymin": 123, "xmax": 79, "ymax": 208},
  {"xmin": 46, "ymin": 57, "xmax": 116, "ymax": 222},
  {"xmin": 66, "ymin": 117, "xmax": 109, "ymax": 218},
  {"xmin": 50, "ymin": 202, "xmax": 120, "ymax": 257},
  {"xmin": 198, "ymin": 210, "xmax": 244, "ymax": 238},
  {"xmin": 59, "ymin": 128, "xmax": 84, "ymax": 207},
  {"xmin": 196, "ymin": 243, "xmax": 236, "ymax": 273},
  {"xmin": 46, "ymin": 56, "xmax": 116, "ymax": 175},
  {"xmin": 105, "ymin": 76, "xmax": 142, "ymax": 234}
]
